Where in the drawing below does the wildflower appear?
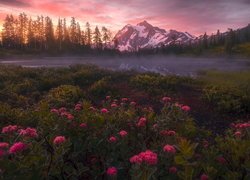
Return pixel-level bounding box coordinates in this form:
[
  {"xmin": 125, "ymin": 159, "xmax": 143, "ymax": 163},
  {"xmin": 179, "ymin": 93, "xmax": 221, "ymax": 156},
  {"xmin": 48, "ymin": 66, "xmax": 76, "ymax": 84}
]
[
  {"xmin": 74, "ymin": 104, "xmax": 82, "ymax": 111},
  {"xmin": 160, "ymin": 130, "xmax": 176, "ymax": 136},
  {"xmin": 53, "ymin": 136, "xmax": 66, "ymax": 145},
  {"xmin": 0, "ymin": 150, "xmax": 4, "ymax": 157},
  {"xmin": 167, "ymin": 130, "xmax": 176, "ymax": 136},
  {"xmin": 130, "ymin": 101, "xmax": 136, "ymax": 106},
  {"xmin": 130, "ymin": 155, "xmax": 143, "ymax": 164},
  {"xmin": 119, "ymin": 130, "xmax": 128, "ymax": 137},
  {"xmin": 79, "ymin": 123, "xmax": 87, "ymax": 128},
  {"xmin": 200, "ymin": 174, "xmax": 209, "ymax": 180},
  {"xmin": 169, "ymin": 166, "xmax": 177, "ymax": 174},
  {"xmin": 121, "ymin": 98, "xmax": 128, "ymax": 102},
  {"xmin": 111, "ymin": 103, "xmax": 118, "ymax": 108},
  {"xmin": 9, "ymin": 142, "xmax": 27, "ymax": 154},
  {"xmin": 163, "ymin": 145, "xmax": 176, "ymax": 154},
  {"xmin": 137, "ymin": 117, "xmax": 147, "ymax": 127},
  {"xmin": 19, "ymin": 127, "xmax": 38, "ymax": 138},
  {"xmin": 67, "ymin": 114, "xmax": 74, "ymax": 120},
  {"xmin": 181, "ymin": 105, "xmax": 191, "ymax": 112},
  {"xmin": 0, "ymin": 142, "xmax": 9, "ymax": 149},
  {"xmin": 216, "ymin": 156, "xmax": 227, "ymax": 164},
  {"xmin": 108, "ymin": 136, "xmax": 117, "ymax": 143},
  {"xmin": 162, "ymin": 96, "xmax": 171, "ymax": 103},
  {"xmin": 106, "ymin": 167, "xmax": 117, "ymax": 176},
  {"xmin": 2, "ymin": 125, "xmax": 18, "ymax": 134},
  {"xmin": 59, "ymin": 107, "xmax": 67, "ymax": 113},
  {"xmin": 203, "ymin": 140, "xmax": 209, "ymax": 148},
  {"xmin": 139, "ymin": 150, "xmax": 158, "ymax": 165},
  {"xmin": 234, "ymin": 131, "xmax": 241, "ymax": 138},
  {"xmin": 101, "ymin": 108, "xmax": 109, "ymax": 113},
  {"xmin": 50, "ymin": 108, "xmax": 59, "ymax": 114},
  {"xmin": 106, "ymin": 96, "xmax": 111, "ymax": 100}
]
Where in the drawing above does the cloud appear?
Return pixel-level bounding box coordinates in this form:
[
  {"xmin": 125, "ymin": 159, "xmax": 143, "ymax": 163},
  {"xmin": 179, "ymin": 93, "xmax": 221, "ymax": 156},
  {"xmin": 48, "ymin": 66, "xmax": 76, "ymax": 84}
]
[{"xmin": 0, "ymin": 0, "xmax": 30, "ymax": 7}]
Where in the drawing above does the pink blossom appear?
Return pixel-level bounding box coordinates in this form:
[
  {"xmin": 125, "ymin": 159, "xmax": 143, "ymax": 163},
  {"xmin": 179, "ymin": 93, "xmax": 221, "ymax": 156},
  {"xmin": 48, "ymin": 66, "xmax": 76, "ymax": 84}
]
[
  {"xmin": 53, "ymin": 136, "xmax": 66, "ymax": 145},
  {"xmin": 9, "ymin": 142, "xmax": 27, "ymax": 154},
  {"xmin": 19, "ymin": 127, "xmax": 38, "ymax": 138},
  {"xmin": 163, "ymin": 145, "xmax": 176, "ymax": 154},
  {"xmin": 160, "ymin": 130, "xmax": 176, "ymax": 136},
  {"xmin": 108, "ymin": 136, "xmax": 117, "ymax": 143},
  {"xmin": 216, "ymin": 156, "xmax": 227, "ymax": 164},
  {"xmin": 200, "ymin": 174, "xmax": 209, "ymax": 180},
  {"xmin": 106, "ymin": 167, "xmax": 117, "ymax": 176},
  {"xmin": 153, "ymin": 124, "xmax": 158, "ymax": 129},
  {"xmin": 130, "ymin": 155, "xmax": 143, "ymax": 164},
  {"xmin": 119, "ymin": 130, "xmax": 128, "ymax": 137},
  {"xmin": 234, "ymin": 131, "xmax": 241, "ymax": 138},
  {"xmin": 101, "ymin": 108, "xmax": 109, "ymax": 113},
  {"xmin": 67, "ymin": 114, "xmax": 74, "ymax": 120},
  {"xmin": 106, "ymin": 96, "xmax": 111, "ymax": 100},
  {"xmin": 59, "ymin": 107, "xmax": 67, "ymax": 113},
  {"xmin": 130, "ymin": 101, "xmax": 136, "ymax": 106},
  {"xmin": 121, "ymin": 98, "xmax": 128, "ymax": 102},
  {"xmin": 169, "ymin": 166, "xmax": 177, "ymax": 174},
  {"xmin": 79, "ymin": 123, "xmax": 87, "ymax": 128},
  {"xmin": 1, "ymin": 125, "xmax": 18, "ymax": 134},
  {"xmin": 111, "ymin": 103, "xmax": 118, "ymax": 108},
  {"xmin": 50, "ymin": 108, "xmax": 59, "ymax": 114},
  {"xmin": 203, "ymin": 140, "xmax": 209, "ymax": 148},
  {"xmin": 136, "ymin": 117, "xmax": 147, "ymax": 127},
  {"xmin": 139, "ymin": 150, "xmax": 158, "ymax": 165},
  {"xmin": 162, "ymin": 96, "xmax": 171, "ymax": 103},
  {"xmin": 167, "ymin": 130, "xmax": 176, "ymax": 136},
  {"xmin": 0, "ymin": 142, "xmax": 9, "ymax": 149},
  {"xmin": 234, "ymin": 122, "xmax": 250, "ymax": 129},
  {"xmin": 181, "ymin": 105, "xmax": 191, "ymax": 112}
]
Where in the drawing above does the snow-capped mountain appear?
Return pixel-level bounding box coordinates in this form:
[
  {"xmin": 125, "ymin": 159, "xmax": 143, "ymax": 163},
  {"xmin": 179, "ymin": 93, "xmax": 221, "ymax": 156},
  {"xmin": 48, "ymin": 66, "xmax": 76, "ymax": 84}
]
[{"xmin": 113, "ymin": 21, "xmax": 196, "ymax": 51}]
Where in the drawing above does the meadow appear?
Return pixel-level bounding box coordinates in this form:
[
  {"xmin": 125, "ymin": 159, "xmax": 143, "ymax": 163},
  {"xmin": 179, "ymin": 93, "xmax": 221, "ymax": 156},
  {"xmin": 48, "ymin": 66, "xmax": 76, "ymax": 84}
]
[{"xmin": 0, "ymin": 65, "xmax": 249, "ymax": 179}]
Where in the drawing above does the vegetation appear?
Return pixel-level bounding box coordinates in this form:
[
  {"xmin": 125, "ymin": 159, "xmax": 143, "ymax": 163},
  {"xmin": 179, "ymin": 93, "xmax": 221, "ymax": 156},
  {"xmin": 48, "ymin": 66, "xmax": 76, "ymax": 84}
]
[{"xmin": 0, "ymin": 65, "xmax": 249, "ymax": 179}]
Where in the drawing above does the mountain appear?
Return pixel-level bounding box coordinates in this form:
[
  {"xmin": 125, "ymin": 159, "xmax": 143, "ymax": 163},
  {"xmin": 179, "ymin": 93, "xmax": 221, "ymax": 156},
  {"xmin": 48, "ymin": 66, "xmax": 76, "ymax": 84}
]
[{"xmin": 113, "ymin": 21, "xmax": 196, "ymax": 51}]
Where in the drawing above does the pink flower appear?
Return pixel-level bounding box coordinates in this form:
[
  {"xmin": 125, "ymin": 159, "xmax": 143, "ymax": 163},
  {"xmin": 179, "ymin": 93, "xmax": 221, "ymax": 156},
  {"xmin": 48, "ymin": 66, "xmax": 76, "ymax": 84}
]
[
  {"xmin": 139, "ymin": 150, "xmax": 158, "ymax": 165},
  {"xmin": 59, "ymin": 107, "xmax": 67, "ymax": 113},
  {"xmin": 181, "ymin": 105, "xmax": 191, "ymax": 112},
  {"xmin": 130, "ymin": 101, "xmax": 136, "ymax": 106},
  {"xmin": 0, "ymin": 142, "xmax": 9, "ymax": 149},
  {"xmin": 203, "ymin": 140, "xmax": 209, "ymax": 148},
  {"xmin": 50, "ymin": 108, "xmax": 59, "ymax": 114},
  {"xmin": 108, "ymin": 136, "xmax": 117, "ymax": 143},
  {"xmin": 162, "ymin": 96, "xmax": 171, "ymax": 103},
  {"xmin": 101, "ymin": 108, "xmax": 109, "ymax": 113},
  {"xmin": 234, "ymin": 131, "xmax": 241, "ymax": 138},
  {"xmin": 79, "ymin": 123, "xmax": 87, "ymax": 128},
  {"xmin": 106, "ymin": 167, "xmax": 117, "ymax": 176},
  {"xmin": 106, "ymin": 96, "xmax": 111, "ymax": 100},
  {"xmin": 53, "ymin": 136, "xmax": 66, "ymax": 145},
  {"xmin": 111, "ymin": 103, "xmax": 118, "ymax": 108},
  {"xmin": 216, "ymin": 156, "xmax": 227, "ymax": 165},
  {"xmin": 200, "ymin": 174, "xmax": 209, "ymax": 180},
  {"xmin": 169, "ymin": 166, "xmax": 177, "ymax": 174},
  {"xmin": 9, "ymin": 142, "xmax": 27, "ymax": 154},
  {"xmin": 167, "ymin": 130, "xmax": 176, "ymax": 136},
  {"xmin": 67, "ymin": 114, "xmax": 74, "ymax": 120},
  {"xmin": 119, "ymin": 130, "xmax": 128, "ymax": 137},
  {"xmin": 130, "ymin": 155, "xmax": 143, "ymax": 164},
  {"xmin": 163, "ymin": 145, "xmax": 176, "ymax": 154},
  {"xmin": 160, "ymin": 130, "xmax": 176, "ymax": 136},
  {"xmin": 19, "ymin": 127, "xmax": 38, "ymax": 138},
  {"xmin": 136, "ymin": 117, "xmax": 147, "ymax": 127},
  {"xmin": 121, "ymin": 98, "xmax": 128, "ymax": 102},
  {"xmin": 1, "ymin": 125, "xmax": 18, "ymax": 134}
]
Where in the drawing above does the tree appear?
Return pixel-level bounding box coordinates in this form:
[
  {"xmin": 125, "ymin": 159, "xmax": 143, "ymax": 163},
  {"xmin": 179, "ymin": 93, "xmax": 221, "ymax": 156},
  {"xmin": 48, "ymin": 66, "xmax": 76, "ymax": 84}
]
[
  {"xmin": 202, "ymin": 32, "xmax": 208, "ymax": 49},
  {"xmin": 93, "ymin": 26, "xmax": 102, "ymax": 49},
  {"xmin": 225, "ymin": 28, "xmax": 236, "ymax": 53},
  {"xmin": 56, "ymin": 18, "xmax": 63, "ymax": 50},
  {"xmin": 101, "ymin": 26, "xmax": 111, "ymax": 48},
  {"xmin": 2, "ymin": 15, "xmax": 16, "ymax": 48},
  {"xmin": 17, "ymin": 13, "xmax": 28, "ymax": 48},
  {"xmin": 85, "ymin": 22, "xmax": 92, "ymax": 46},
  {"xmin": 44, "ymin": 16, "xmax": 55, "ymax": 51}
]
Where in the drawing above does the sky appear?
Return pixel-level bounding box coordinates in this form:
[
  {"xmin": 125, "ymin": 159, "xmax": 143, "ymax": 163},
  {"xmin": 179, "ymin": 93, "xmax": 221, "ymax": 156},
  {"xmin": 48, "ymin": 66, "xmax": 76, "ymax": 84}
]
[{"xmin": 0, "ymin": 0, "xmax": 249, "ymax": 36}]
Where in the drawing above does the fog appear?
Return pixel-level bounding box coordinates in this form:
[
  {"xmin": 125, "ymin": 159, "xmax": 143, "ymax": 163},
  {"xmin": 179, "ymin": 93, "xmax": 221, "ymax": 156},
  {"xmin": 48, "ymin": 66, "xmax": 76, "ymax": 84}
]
[{"xmin": 1, "ymin": 55, "xmax": 249, "ymax": 76}]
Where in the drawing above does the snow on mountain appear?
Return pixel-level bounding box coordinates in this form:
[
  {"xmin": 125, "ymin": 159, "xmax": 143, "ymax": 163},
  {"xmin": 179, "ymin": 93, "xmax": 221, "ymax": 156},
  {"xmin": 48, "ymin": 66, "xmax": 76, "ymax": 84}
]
[{"xmin": 113, "ymin": 21, "xmax": 196, "ymax": 51}]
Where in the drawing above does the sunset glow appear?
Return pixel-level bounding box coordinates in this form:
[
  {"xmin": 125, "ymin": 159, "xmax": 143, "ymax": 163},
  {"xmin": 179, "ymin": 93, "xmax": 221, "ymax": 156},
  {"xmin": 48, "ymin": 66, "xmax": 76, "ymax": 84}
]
[{"xmin": 0, "ymin": 0, "xmax": 250, "ymax": 36}]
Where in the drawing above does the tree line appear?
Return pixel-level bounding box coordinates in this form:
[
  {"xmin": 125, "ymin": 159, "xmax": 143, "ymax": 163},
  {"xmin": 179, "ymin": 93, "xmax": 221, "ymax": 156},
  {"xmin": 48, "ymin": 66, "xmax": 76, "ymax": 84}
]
[{"xmin": 0, "ymin": 13, "xmax": 117, "ymax": 54}]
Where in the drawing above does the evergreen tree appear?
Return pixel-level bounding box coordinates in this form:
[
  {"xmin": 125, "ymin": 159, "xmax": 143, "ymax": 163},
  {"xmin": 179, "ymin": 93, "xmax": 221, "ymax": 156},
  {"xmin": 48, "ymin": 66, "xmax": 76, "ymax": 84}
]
[
  {"xmin": 101, "ymin": 26, "xmax": 111, "ymax": 48},
  {"xmin": 85, "ymin": 22, "xmax": 92, "ymax": 46},
  {"xmin": 44, "ymin": 16, "xmax": 55, "ymax": 50},
  {"xmin": 2, "ymin": 15, "xmax": 16, "ymax": 48},
  {"xmin": 93, "ymin": 26, "xmax": 102, "ymax": 49},
  {"xmin": 56, "ymin": 18, "xmax": 63, "ymax": 50}
]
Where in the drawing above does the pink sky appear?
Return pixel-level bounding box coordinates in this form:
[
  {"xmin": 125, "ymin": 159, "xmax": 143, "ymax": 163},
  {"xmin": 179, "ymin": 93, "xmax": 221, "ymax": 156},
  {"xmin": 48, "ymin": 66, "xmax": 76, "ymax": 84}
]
[{"xmin": 0, "ymin": 0, "xmax": 249, "ymax": 36}]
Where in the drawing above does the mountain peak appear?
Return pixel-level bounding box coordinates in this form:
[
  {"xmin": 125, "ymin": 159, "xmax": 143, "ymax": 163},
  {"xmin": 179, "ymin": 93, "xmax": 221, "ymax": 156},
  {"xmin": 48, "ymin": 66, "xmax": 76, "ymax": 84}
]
[{"xmin": 114, "ymin": 21, "xmax": 195, "ymax": 51}]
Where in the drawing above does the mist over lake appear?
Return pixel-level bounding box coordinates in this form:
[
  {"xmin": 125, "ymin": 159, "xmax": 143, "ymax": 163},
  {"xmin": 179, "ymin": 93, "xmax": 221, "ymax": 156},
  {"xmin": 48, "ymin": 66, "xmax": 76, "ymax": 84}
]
[{"xmin": 1, "ymin": 56, "xmax": 249, "ymax": 76}]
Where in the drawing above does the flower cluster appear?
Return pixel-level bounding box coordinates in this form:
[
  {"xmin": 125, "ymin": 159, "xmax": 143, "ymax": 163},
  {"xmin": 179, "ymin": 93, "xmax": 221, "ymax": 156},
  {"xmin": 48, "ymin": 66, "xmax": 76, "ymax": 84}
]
[
  {"xmin": 130, "ymin": 150, "xmax": 158, "ymax": 165},
  {"xmin": 19, "ymin": 127, "xmax": 38, "ymax": 138},
  {"xmin": 136, "ymin": 117, "xmax": 147, "ymax": 127}
]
